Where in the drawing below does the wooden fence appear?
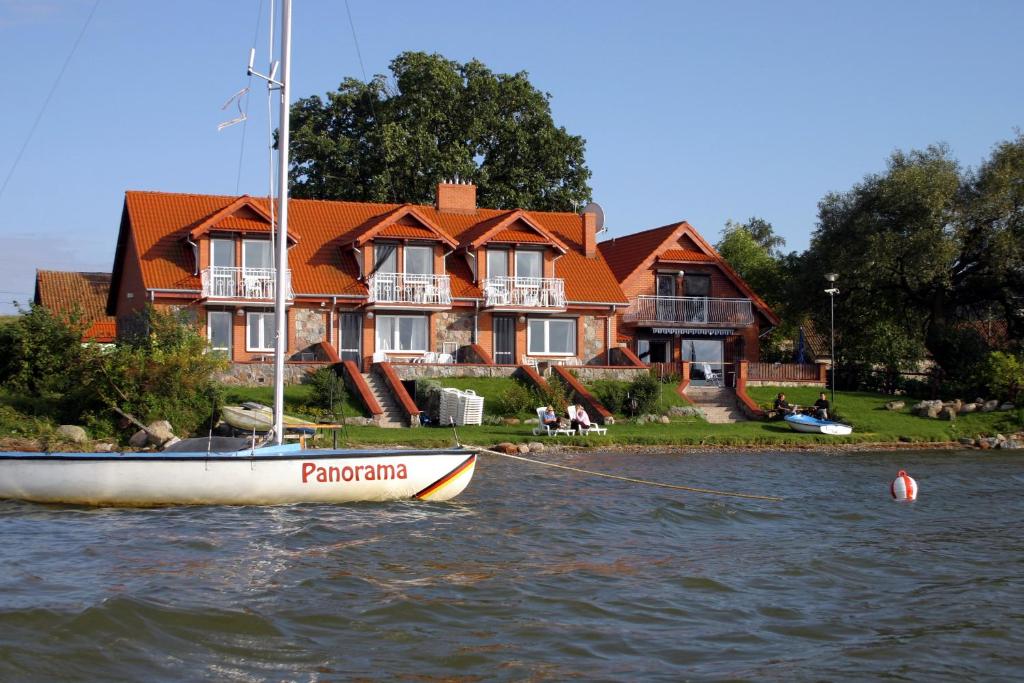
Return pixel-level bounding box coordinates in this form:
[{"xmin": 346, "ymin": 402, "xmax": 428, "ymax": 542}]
[{"xmin": 748, "ymin": 362, "xmax": 824, "ymax": 383}]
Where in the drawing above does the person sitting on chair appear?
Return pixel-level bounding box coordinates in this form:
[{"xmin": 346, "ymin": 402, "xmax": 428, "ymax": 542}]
[
  {"xmin": 572, "ymin": 404, "xmax": 592, "ymax": 431},
  {"xmin": 774, "ymin": 392, "xmax": 797, "ymax": 416},
  {"xmin": 542, "ymin": 406, "xmax": 560, "ymax": 428},
  {"xmin": 813, "ymin": 392, "xmax": 830, "ymax": 420}
]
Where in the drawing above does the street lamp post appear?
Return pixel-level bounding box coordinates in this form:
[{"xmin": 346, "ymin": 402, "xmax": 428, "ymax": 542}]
[{"xmin": 824, "ymin": 273, "xmax": 839, "ymax": 407}]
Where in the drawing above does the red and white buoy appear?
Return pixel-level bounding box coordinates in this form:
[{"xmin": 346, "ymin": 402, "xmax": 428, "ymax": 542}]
[{"xmin": 890, "ymin": 470, "xmax": 918, "ymax": 501}]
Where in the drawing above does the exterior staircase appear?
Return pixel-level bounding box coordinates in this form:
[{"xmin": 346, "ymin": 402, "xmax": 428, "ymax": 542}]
[
  {"xmin": 362, "ymin": 372, "xmax": 407, "ymax": 428},
  {"xmin": 685, "ymin": 386, "xmax": 747, "ymax": 424}
]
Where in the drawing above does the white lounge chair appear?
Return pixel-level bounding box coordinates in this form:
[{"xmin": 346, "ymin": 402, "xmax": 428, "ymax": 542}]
[
  {"xmin": 532, "ymin": 407, "xmax": 573, "ymax": 436},
  {"xmin": 701, "ymin": 362, "xmax": 723, "ymax": 387}
]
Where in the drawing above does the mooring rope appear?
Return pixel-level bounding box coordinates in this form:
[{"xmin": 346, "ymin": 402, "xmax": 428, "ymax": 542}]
[{"xmin": 470, "ymin": 447, "xmax": 784, "ymax": 502}]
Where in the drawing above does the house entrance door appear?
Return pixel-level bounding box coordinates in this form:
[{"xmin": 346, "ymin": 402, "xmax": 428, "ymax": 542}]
[
  {"xmin": 656, "ymin": 274, "xmax": 676, "ymax": 321},
  {"xmin": 493, "ymin": 315, "xmax": 516, "ymax": 365},
  {"xmin": 681, "ymin": 338, "xmax": 724, "ymax": 385},
  {"xmin": 338, "ymin": 313, "xmax": 362, "ymax": 363}
]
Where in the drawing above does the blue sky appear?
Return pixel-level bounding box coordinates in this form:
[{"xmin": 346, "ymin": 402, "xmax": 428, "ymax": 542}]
[{"xmin": 1, "ymin": 0, "xmax": 1022, "ymax": 313}]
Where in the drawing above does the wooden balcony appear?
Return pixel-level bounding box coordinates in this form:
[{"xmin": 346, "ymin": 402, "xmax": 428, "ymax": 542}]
[
  {"xmin": 200, "ymin": 267, "xmax": 292, "ymax": 301},
  {"xmin": 481, "ymin": 276, "xmax": 566, "ymax": 310},
  {"xmin": 367, "ymin": 273, "xmax": 452, "ymax": 308},
  {"xmin": 623, "ymin": 295, "xmax": 754, "ymax": 326}
]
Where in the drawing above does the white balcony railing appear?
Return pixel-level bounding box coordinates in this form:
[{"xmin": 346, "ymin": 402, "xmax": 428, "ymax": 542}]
[
  {"xmin": 368, "ymin": 272, "xmax": 452, "ymax": 306},
  {"xmin": 200, "ymin": 267, "xmax": 292, "ymax": 300},
  {"xmin": 623, "ymin": 295, "xmax": 754, "ymax": 325},
  {"xmin": 481, "ymin": 276, "xmax": 566, "ymax": 309}
]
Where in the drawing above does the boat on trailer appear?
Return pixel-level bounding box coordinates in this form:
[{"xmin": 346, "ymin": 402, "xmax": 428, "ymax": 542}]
[
  {"xmin": 784, "ymin": 413, "xmax": 854, "ymax": 436},
  {"xmin": 0, "ymin": 0, "xmax": 476, "ymax": 507}
]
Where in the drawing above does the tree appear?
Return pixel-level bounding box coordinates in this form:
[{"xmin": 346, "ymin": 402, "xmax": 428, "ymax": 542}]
[
  {"xmin": 288, "ymin": 52, "xmax": 592, "ymax": 211},
  {"xmin": 798, "ymin": 136, "xmax": 1024, "ymax": 392},
  {"xmin": 715, "ymin": 219, "xmax": 784, "ymax": 305}
]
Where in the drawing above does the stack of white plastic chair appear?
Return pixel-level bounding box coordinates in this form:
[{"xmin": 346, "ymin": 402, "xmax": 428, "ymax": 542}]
[
  {"xmin": 438, "ymin": 388, "xmax": 462, "ymax": 426},
  {"xmin": 456, "ymin": 389, "xmax": 484, "ymax": 426}
]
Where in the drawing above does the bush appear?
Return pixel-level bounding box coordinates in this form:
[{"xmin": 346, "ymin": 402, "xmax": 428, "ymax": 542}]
[
  {"xmin": 306, "ymin": 366, "xmax": 347, "ymax": 413},
  {"xmin": 415, "ymin": 379, "xmax": 443, "ymax": 421},
  {"xmin": 629, "ymin": 372, "xmax": 661, "ymax": 414},
  {"xmin": 533, "ymin": 379, "xmax": 571, "ymax": 416},
  {"xmin": 494, "ymin": 381, "xmax": 534, "ymax": 416},
  {"xmin": 590, "ymin": 380, "xmax": 628, "ymax": 414},
  {"xmin": 982, "ymin": 351, "xmax": 1023, "ymax": 402}
]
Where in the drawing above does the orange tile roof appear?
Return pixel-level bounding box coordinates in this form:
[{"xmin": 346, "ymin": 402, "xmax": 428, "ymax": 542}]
[
  {"xmin": 113, "ymin": 191, "xmax": 626, "ymax": 307},
  {"xmin": 491, "ymin": 227, "xmax": 550, "ymax": 243},
  {"xmin": 34, "ymin": 270, "xmax": 117, "ymax": 340},
  {"xmin": 658, "ymin": 248, "xmax": 716, "ymax": 263},
  {"xmin": 598, "ymin": 223, "xmax": 681, "ymax": 283}
]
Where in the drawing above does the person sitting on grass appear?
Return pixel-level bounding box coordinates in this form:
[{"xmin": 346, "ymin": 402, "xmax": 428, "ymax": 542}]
[
  {"xmin": 774, "ymin": 392, "xmax": 797, "ymax": 416},
  {"xmin": 542, "ymin": 406, "xmax": 560, "ymax": 428},
  {"xmin": 813, "ymin": 392, "xmax": 830, "ymax": 420}
]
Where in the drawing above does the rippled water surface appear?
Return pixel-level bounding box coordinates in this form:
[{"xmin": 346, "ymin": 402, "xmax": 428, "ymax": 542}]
[{"xmin": 2, "ymin": 450, "xmax": 1023, "ymax": 681}]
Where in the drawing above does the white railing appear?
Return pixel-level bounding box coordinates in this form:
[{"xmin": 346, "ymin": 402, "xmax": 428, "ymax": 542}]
[
  {"xmin": 200, "ymin": 267, "xmax": 292, "ymax": 300},
  {"xmin": 481, "ymin": 276, "xmax": 566, "ymax": 309},
  {"xmin": 368, "ymin": 272, "xmax": 452, "ymax": 305},
  {"xmin": 623, "ymin": 296, "xmax": 754, "ymax": 325}
]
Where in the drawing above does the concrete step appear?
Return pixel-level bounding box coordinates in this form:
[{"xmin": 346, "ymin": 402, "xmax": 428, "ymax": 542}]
[
  {"xmin": 363, "ymin": 372, "xmax": 407, "ymax": 428},
  {"xmin": 685, "ymin": 386, "xmax": 748, "ymax": 424}
]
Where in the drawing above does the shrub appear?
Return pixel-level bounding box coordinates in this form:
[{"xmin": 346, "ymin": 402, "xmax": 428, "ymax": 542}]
[
  {"xmin": 494, "ymin": 381, "xmax": 533, "ymax": 416},
  {"xmin": 533, "ymin": 379, "xmax": 571, "ymax": 415},
  {"xmin": 590, "ymin": 380, "xmax": 628, "ymax": 414},
  {"xmin": 982, "ymin": 351, "xmax": 1024, "ymax": 402},
  {"xmin": 415, "ymin": 379, "xmax": 443, "ymax": 421},
  {"xmin": 306, "ymin": 366, "xmax": 347, "ymax": 413},
  {"xmin": 629, "ymin": 372, "xmax": 661, "ymax": 414}
]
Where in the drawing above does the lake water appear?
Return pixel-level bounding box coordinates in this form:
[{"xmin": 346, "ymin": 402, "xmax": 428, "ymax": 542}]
[{"xmin": 1, "ymin": 449, "xmax": 1022, "ymax": 681}]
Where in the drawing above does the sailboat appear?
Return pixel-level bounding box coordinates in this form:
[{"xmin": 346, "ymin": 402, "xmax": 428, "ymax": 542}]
[{"xmin": 0, "ymin": 0, "xmax": 476, "ymax": 506}]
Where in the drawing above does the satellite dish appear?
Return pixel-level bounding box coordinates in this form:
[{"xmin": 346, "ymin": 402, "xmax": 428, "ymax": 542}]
[{"xmin": 583, "ymin": 202, "xmax": 605, "ymax": 233}]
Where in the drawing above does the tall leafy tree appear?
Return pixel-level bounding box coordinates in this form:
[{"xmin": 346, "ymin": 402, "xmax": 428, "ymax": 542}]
[{"xmin": 288, "ymin": 52, "xmax": 592, "ymax": 211}]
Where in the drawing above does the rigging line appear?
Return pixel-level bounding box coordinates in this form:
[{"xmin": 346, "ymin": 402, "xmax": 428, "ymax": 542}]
[
  {"xmin": 0, "ymin": 0, "xmax": 101, "ymax": 204},
  {"xmin": 344, "ymin": 0, "xmax": 397, "ymax": 204},
  {"xmin": 235, "ymin": 0, "xmax": 267, "ymax": 195},
  {"xmin": 471, "ymin": 447, "xmax": 785, "ymax": 502}
]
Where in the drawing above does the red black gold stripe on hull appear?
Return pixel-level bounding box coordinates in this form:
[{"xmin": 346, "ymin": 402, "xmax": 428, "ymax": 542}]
[{"xmin": 413, "ymin": 453, "xmax": 477, "ymax": 501}]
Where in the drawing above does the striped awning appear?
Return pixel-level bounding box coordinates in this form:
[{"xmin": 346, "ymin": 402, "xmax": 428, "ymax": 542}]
[{"xmin": 651, "ymin": 327, "xmax": 735, "ymax": 336}]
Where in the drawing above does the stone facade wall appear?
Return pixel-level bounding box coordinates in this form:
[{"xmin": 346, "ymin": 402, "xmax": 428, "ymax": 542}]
[
  {"xmin": 434, "ymin": 310, "xmax": 474, "ymax": 355},
  {"xmin": 581, "ymin": 315, "xmax": 605, "ymax": 364},
  {"xmin": 572, "ymin": 366, "xmax": 649, "ymax": 382},
  {"xmin": 215, "ymin": 362, "xmax": 328, "ymax": 386},
  {"xmin": 295, "ymin": 309, "xmax": 326, "ymax": 349},
  {"xmin": 391, "ymin": 364, "xmax": 518, "ymax": 380}
]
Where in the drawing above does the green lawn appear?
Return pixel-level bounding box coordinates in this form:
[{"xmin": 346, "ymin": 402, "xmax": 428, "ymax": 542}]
[{"xmin": 302, "ymin": 386, "xmax": 1021, "ymax": 449}]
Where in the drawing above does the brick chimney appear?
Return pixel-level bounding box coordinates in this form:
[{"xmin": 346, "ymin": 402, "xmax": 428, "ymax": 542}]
[
  {"xmin": 582, "ymin": 210, "xmax": 597, "ymax": 258},
  {"xmin": 436, "ymin": 180, "xmax": 477, "ymax": 214}
]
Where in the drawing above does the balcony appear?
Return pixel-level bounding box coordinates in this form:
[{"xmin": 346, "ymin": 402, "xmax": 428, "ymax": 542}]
[
  {"xmin": 623, "ymin": 295, "xmax": 754, "ymax": 326},
  {"xmin": 367, "ymin": 272, "xmax": 452, "ymax": 307},
  {"xmin": 200, "ymin": 267, "xmax": 292, "ymax": 300},
  {"xmin": 481, "ymin": 276, "xmax": 566, "ymax": 309}
]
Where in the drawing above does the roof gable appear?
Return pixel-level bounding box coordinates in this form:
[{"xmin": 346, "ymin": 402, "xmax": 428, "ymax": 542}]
[
  {"xmin": 350, "ymin": 205, "xmax": 456, "ymax": 248},
  {"xmin": 187, "ymin": 195, "xmax": 299, "ymax": 244},
  {"xmin": 461, "ymin": 210, "xmax": 569, "ymax": 252},
  {"xmin": 35, "ymin": 270, "xmax": 116, "ymax": 339}
]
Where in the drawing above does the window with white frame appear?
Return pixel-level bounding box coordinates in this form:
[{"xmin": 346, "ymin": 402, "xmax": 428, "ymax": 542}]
[
  {"xmin": 211, "ymin": 238, "xmax": 235, "ymax": 268},
  {"xmin": 208, "ymin": 311, "xmax": 232, "ymax": 353},
  {"xmin": 243, "ymin": 240, "xmax": 273, "ymax": 269},
  {"xmin": 487, "ymin": 248, "xmax": 509, "ymax": 278},
  {"xmin": 527, "ymin": 318, "xmax": 575, "ymax": 355},
  {"xmin": 404, "ymin": 245, "xmax": 432, "ymax": 275},
  {"xmin": 247, "ymin": 311, "xmax": 276, "ymax": 351},
  {"xmin": 515, "ymin": 250, "xmax": 543, "ymax": 279},
  {"xmin": 376, "ymin": 315, "xmax": 428, "ymax": 352},
  {"xmin": 374, "ymin": 242, "xmax": 398, "ymax": 274}
]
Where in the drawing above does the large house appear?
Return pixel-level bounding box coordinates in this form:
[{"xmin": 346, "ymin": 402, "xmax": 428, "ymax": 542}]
[
  {"xmin": 106, "ymin": 183, "xmax": 628, "ymax": 370},
  {"xmin": 599, "ymin": 221, "xmax": 779, "ymax": 386}
]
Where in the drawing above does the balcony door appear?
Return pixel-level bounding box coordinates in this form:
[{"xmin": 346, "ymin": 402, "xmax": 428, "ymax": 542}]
[
  {"xmin": 656, "ymin": 274, "xmax": 676, "ymax": 321},
  {"xmin": 338, "ymin": 312, "xmax": 362, "ymax": 363},
  {"xmin": 210, "ymin": 239, "xmax": 235, "ymax": 297},
  {"xmin": 682, "ymin": 338, "xmax": 724, "ymax": 385},
  {"xmin": 493, "ymin": 315, "xmax": 516, "ymax": 365}
]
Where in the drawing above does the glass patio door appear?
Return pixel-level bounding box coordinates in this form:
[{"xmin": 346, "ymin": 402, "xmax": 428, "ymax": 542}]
[{"xmin": 681, "ymin": 339, "xmax": 724, "ymax": 384}]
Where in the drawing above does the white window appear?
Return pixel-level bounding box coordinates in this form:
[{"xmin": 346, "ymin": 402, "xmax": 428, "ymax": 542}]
[
  {"xmin": 515, "ymin": 250, "xmax": 543, "ymax": 279},
  {"xmin": 487, "ymin": 249, "xmax": 508, "ymax": 278},
  {"xmin": 527, "ymin": 318, "xmax": 575, "ymax": 355},
  {"xmin": 247, "ymin": 311, "xmax": 276, "ymax": 351},
  {"xmin": 211, "ymin": 238, "xmax": 235, "ymax": 267},
  {"xmin": 243, "ymin": 240, "xmax": 273, "ymax": 269},
  {"xmin": 404, "ymin": 245, "xmax": 432, "ymax": 275},
  {"xmin": 208, "ymin": 311, "xmax": 232, "ymax": 353},
  {"xmin": 374, "ymin": 243, "xmax": 398, "ymax": 274},
  {"xmin": 376, "ymin": 315, "xmax": 428, "ymax": 352}
]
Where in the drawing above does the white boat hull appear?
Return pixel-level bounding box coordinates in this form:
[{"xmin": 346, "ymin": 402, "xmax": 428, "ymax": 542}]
[
  {"xmin": 0, "ymin": 446, "xmax": 476, "ymax": 506},
  {"xmin": 784, "ymin": 415, "xmax": 853, "ymax": 435}
]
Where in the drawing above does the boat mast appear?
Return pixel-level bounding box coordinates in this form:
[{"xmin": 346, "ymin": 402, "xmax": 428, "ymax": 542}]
[{"xmin": 272, "ymin": 0, "xmax": 292, "ymax": 445}]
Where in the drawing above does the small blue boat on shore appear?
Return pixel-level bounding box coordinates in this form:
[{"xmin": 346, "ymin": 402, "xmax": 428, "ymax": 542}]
[{"xmin": 784, "ymin": 413, "xmax": 854, "ymax": 435}]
